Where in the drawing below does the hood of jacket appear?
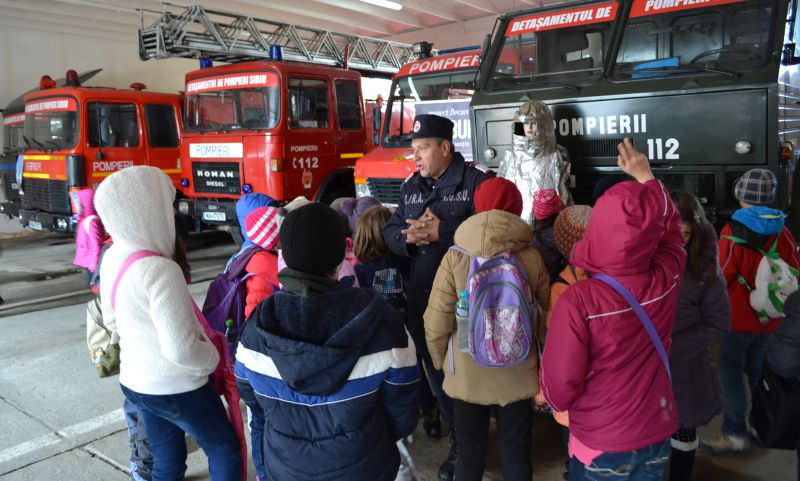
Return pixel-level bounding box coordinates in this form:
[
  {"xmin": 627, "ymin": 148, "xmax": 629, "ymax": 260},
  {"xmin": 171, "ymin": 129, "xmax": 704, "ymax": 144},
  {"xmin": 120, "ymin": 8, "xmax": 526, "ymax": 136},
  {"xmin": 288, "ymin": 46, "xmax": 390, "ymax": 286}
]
[
  {"xmin": 512, "ymin": 99, "xmax": 558, "ymax": 156},
  {"xmin": 249, "ymin": 286, "xmax": 398, "ymax": 396},
  {"xmin": 454, "ymin": 210, "xmax": 533, "ymax": 258},
  {"xmin": 71, "ymin": 188, "xmax": 96, "ymax": 221},
  {"xmin": 236, "ymin": 193, "xmax": 278, "ymax": 250},
  {"xmin": 94, "ymin": 166, "xmax": 175, "ymax": 257},
  {"xmin": 731, "ymin": 206, "xmax": 785, "ymax": 236},
  {"xmin": 572, "ymin": 179, "xmax": 667, "ymax": 276}
]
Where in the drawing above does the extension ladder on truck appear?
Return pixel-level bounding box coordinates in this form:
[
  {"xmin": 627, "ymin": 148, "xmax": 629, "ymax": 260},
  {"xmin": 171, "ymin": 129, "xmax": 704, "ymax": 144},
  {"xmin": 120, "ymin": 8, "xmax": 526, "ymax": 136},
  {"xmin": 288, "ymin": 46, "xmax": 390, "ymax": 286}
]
[{"xmin": 138, "ymin": 2, "xmax": 415, "ymax": 74}]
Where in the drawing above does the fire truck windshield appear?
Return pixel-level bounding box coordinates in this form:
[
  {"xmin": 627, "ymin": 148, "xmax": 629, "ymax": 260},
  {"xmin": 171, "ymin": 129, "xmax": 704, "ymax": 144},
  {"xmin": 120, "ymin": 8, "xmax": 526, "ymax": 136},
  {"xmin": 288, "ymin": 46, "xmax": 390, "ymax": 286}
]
[
  {"xmin": 3, "ymin": 123, "xmax": 24, "ymax": 154},
  {"xmin": 185, "ymin": 86, "xmax": 280, "ymax": 132},
  {"xmin": 488, "ymin": 1, "xmax": 619, "ymax": 91},
  {"xmin": 383, "ymin": 71, "xmax": 475, "ymax": 148},
  {"xmin": 613, "ymin": 0, "xmax": 775, "ymax": 79},
  {"xmin": 24, "ymin": 111, "xmax": 77, "ymax": 151}
]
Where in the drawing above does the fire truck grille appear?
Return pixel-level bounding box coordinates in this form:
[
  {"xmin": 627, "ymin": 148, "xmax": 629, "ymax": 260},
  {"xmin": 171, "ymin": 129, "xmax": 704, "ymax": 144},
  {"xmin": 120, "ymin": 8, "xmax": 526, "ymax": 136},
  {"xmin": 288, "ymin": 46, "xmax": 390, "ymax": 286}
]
[
  {"xmin": 192, "ymin": 162, "xmax": 241, "ymax": 195},
  {"xmin": 367, "ymin": 178, "xmax": 403, "ymax": 205},
  {"xmin": 21, "ymin": 178, "xmax": 70, "ymax": 213}
]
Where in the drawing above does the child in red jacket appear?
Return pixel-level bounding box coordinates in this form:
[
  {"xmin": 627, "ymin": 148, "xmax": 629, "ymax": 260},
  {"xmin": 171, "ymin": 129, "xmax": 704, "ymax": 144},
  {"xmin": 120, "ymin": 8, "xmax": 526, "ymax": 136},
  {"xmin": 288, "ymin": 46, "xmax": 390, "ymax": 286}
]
[
  {"xmin": 243, "ymin": 206, "xmax": 281, "ymax": 319},
  {"xmin": 704, "ymin": 168, "xmax": 799, "ymax": 453}
]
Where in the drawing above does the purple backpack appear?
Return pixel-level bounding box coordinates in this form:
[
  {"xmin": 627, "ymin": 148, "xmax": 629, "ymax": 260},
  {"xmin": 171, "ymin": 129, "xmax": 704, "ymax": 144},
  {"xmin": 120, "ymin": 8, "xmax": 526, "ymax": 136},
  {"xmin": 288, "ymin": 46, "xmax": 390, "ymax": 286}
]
[
  {"xmin": 202, "ymin": 246, "xmax": 261, "ymax": 357},
  {"xmin": 449, "ymin": 246, "xmax": 536, "ymax": 368}
]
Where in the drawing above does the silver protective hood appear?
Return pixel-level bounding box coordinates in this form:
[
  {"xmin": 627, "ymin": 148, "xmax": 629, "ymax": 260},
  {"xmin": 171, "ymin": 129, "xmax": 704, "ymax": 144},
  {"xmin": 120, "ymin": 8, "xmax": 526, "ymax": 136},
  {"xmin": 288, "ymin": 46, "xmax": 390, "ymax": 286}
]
[{"xmin": 497, "ymin": 100, "xmax": 573, "ymax": 224}]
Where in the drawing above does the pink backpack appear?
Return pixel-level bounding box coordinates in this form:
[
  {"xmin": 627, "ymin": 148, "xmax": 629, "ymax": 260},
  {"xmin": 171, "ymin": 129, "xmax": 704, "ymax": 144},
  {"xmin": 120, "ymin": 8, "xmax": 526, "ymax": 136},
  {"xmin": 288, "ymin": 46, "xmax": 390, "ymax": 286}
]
[{"xmin": 112, "ymin": 250, "xmax": 248, "ymax": 481}]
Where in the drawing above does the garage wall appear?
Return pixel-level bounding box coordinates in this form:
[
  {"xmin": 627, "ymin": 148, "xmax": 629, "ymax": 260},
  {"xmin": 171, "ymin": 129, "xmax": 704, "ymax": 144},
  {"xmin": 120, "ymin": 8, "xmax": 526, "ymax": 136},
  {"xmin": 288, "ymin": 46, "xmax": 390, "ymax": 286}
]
[
  {"xmin": 0, "ymin": 24, "xmax": 194, "ymax": 123},
  {"xmin": 0, "ymin": 10, "xmax": 502, "ymax": 145}
]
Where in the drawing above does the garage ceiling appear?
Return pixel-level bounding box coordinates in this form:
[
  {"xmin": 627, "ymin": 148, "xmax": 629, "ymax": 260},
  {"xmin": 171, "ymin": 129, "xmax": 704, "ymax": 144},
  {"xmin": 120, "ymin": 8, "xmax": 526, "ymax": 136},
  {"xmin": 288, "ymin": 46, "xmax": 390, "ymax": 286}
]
[{"xmin": 0, "ymin": 0, "xmax": 571, "ymax": 42}]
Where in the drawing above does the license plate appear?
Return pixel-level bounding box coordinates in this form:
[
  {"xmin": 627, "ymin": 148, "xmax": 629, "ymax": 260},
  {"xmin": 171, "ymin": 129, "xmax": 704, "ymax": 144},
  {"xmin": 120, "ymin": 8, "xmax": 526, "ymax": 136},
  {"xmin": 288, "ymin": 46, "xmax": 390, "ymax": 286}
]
[
  {"xmin": 202, "ymin": 211, "xmax": 226, "ymax": 222},
  {"xmin": 28, "ymin": 220, "xmax": 42, "ymax": 231}
]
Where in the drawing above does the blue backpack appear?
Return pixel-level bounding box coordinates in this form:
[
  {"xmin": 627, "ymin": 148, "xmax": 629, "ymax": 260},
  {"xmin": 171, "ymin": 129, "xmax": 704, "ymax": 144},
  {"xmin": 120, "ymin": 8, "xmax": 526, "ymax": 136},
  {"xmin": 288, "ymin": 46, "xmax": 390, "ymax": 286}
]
[
  {"xmin": 449, "ymin": 247, "xmax": 536, "ymax": 368},
  {"xmin": 202, "ymin": 246, "xmax": 261, "ymax": 357}
]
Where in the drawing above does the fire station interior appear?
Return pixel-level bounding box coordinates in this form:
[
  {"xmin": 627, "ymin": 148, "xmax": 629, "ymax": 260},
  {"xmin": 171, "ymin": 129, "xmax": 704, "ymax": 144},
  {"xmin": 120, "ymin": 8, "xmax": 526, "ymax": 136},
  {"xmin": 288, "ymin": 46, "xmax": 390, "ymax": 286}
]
[{"xmin": 1, "ymin": 1, "xmax": 798, "ymax": 480}]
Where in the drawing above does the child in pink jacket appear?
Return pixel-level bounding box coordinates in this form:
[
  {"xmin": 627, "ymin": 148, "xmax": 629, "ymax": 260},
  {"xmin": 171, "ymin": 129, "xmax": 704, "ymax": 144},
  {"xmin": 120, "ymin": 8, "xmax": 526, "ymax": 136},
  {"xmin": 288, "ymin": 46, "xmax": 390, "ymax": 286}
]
[
  {"xmin": 542, "ymin": 139, "xmax": 686, "ymax": 481},
  {"xmin": 71, "ymin": 188, "xmax": 107, "ymax": 282}
]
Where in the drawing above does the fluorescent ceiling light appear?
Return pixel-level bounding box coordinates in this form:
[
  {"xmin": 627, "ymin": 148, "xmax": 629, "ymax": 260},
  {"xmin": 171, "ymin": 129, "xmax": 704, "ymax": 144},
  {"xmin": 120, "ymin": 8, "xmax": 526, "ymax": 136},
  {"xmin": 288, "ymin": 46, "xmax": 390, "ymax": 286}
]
[{"xmin": 359, "ymin": 0, "xmax": 403, "ymax": 10}]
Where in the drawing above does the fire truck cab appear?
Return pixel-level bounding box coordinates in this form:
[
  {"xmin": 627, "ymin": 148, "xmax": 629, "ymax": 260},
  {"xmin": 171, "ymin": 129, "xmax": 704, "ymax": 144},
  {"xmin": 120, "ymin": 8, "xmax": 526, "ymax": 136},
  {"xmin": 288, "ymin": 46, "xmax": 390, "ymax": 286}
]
[
  {"xmin": 20, "ymin": 72, "xmax": 182, "ymax": 232},
  {"xmin": 354, "ymin": 46, "xmax": 481, "ymax": 205},
  {"xmin": 178, "ymin": 62, "xmax": 372, "ymax": 227},
  {"xmin": 473, "ymin": 0, "xmax": 800, "ymax": 229},
  {"xmin": 137, "ymin": 4, "xmax": 413, "ymax": 238},
  {"xmin": 0, "ymin": 101, "xmax": 25, "ymax": 219}
]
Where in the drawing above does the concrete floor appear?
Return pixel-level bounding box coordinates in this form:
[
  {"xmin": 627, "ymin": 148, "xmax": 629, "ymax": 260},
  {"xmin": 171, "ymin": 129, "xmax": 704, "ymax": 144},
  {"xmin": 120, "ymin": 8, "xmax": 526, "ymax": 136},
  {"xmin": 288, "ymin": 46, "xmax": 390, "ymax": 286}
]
[{"xmin": 0, "ymin": 246, "xmax": 797, "ymax": 480}]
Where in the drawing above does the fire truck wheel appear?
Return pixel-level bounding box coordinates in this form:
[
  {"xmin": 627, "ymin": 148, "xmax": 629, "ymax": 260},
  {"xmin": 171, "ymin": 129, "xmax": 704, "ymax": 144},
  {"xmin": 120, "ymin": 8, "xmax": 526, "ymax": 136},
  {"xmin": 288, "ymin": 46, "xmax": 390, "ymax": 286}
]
[{"xmin": 317, "ymin": 169, "xmax": 355, "ymax": 205}]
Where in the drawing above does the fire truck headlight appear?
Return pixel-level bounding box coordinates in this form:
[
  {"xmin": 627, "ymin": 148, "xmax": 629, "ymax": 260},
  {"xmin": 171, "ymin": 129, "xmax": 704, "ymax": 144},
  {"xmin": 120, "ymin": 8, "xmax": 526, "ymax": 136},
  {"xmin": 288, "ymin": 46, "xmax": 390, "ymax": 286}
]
[
  {"xmin": 56, "ymin": 218, "xmax": 68, "ymax": 230},
  {"xmin": 735, "ymin": 140, "xmax": 752, "ymax": 155},
  {"xmin": 483, "ymin": 147, "xmax": 497, "ymax": 160},
  {"xmin": 355, "ymin": 181, "xmax": 372, "ymax": 198},
  {"xmin": 178, "ymin": 200, "xmax": 190, "ymax": 215}
]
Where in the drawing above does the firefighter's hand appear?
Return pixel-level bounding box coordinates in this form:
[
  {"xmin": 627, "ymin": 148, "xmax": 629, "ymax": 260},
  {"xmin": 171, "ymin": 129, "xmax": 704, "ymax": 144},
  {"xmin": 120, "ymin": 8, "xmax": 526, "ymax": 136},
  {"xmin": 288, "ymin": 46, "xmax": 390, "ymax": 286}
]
[
  {"xmin": 402, "ymin": 208, "xmax": 440, "ymax": 245},
  {"xmin": 617, "ymin": 137, "xmax": 655, "ymax": 184},
  {"xmin": 402, "ymin": 226, "xmax": 430, "ymax": 245}
]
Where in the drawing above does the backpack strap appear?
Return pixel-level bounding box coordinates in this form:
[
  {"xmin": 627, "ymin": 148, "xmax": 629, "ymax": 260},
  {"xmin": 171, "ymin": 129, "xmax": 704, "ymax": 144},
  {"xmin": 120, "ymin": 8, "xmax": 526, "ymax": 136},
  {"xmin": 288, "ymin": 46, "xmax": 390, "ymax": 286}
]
[
  {"xmin": 448, "ymin": 245, "xmax": 480, "ymax": 283},
  {"xmin": 722, "ymin": 234, "xmax": 774, "ymax": 258},
  {"xmin": 594, "ymin": 274, "xmax": 672, "ymax": 381},
  {"xmin": 721, "ymin": 235, "xmax": 758, "ymax": 291},
  {"xmin": 226, "ymin": 246, "xmax": 262, "ymax": 279},
  {"xmin": 112, "ymin": 250, "xmax": 161, "ymax": 310}
]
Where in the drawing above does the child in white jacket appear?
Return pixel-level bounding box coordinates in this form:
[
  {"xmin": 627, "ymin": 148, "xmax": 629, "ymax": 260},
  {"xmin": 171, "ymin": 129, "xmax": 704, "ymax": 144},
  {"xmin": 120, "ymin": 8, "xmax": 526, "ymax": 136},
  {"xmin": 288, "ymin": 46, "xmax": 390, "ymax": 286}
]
[{"xmin": 96, "ymin": 166, "xmax": 241, "ymax": 481}]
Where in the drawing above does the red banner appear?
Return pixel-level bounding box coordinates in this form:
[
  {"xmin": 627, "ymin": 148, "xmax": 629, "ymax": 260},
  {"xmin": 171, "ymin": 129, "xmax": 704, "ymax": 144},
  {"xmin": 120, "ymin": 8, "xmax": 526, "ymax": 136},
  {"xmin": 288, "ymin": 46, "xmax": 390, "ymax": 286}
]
[
  {"xmin": 2, "ymin": 113, "xmax": 25, "ymax": 125},
  {"xmin": 25, "ymin": 98, "xmax": 77, "ymax": 114},
  {"xmin": 186, "ymin": 72, "xmax": 279, "ymax": 94},
  {"xmin": 630, "ymin": 0, "xmax": 748, "ymax": 17},
  {"xmin": 399, "ymin": 51, "xmax": 482, "ymax": 77},
  {"xmin": 506, "ymin": 2, "xmax": 618, "ymax": 36}
]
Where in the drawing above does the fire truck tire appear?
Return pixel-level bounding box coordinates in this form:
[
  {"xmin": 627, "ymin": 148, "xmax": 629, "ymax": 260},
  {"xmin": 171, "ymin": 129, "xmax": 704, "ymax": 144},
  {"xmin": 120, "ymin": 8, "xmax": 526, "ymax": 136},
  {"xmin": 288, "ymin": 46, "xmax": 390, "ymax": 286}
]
[{"xmin": 316, "ymin": 169, "xmax": 355, "ymax": 205}]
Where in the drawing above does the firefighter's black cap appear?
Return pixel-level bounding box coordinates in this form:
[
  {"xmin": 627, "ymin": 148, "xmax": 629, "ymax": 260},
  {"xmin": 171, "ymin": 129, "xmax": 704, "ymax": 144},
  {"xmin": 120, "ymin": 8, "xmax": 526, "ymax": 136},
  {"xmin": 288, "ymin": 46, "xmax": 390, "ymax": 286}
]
[{"xmin": 411, "ymin": 114, "xmax": 453, "ymax": 141}]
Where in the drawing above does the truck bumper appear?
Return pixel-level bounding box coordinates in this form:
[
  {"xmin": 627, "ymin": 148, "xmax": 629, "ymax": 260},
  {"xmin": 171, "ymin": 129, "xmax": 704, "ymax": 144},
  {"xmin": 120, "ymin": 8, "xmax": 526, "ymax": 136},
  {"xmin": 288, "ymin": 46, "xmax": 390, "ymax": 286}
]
[
  {"xmin": 177, "ymin": 198, "xmax": 239, "ymax": 228},
  {"xmin": 20, "ymin": 209, "xmax": 75, "ymax": 233}
]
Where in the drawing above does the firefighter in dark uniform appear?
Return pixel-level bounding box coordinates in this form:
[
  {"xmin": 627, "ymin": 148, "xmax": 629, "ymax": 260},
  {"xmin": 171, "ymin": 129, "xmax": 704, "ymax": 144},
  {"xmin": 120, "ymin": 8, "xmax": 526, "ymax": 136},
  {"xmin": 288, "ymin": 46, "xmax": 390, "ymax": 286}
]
[{"xmin": 384, "ymin": 114, "xmax": 489, "ymax": 481}]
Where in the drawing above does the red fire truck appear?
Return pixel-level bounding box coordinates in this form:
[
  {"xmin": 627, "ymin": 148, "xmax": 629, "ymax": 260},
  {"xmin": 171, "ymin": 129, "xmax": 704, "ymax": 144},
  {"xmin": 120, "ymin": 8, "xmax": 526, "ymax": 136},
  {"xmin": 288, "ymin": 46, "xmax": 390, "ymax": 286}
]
[
  {"xmin": 2, "ymin": 70, "xmax": 102, "ymax": 220},
  {"xmin": 353, "ymin": 46, "xmax": 482, "ymax": 205},
  {"xmin": 19, "ymin": 71, "xmax": 183, "ymax": 232},
  {"xmin": 137, "ymin": 4, "xmax": 413, "ymax": 236}
]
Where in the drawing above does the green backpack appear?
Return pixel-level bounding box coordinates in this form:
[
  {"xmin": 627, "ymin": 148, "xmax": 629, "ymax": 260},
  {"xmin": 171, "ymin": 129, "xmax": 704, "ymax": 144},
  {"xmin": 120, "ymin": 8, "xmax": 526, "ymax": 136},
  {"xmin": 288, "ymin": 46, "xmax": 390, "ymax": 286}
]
[{"xmin": 722, "ymin": 235, "xmax": 799, "ymax": 324}]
